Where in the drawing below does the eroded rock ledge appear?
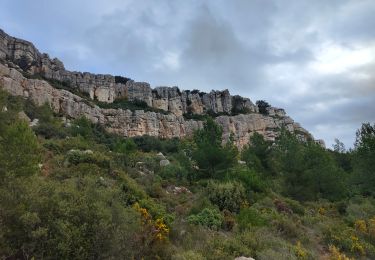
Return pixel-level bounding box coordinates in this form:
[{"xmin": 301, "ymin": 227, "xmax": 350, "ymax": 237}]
[{"xmin": 0, "ymin": 28, "xmax": 315, "ymax": 148}]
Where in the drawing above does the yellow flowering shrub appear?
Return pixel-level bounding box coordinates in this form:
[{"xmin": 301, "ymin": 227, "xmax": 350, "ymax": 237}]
[
  {"xmin": 325, "ymin": 226, "xmax": 371, "ymax": 258},
  {"xmin": 133, "ymin": 202, "xmax": 170, "ymax": 243},
  {"xmin": 329, "ymin": 245, "xmax": 353, "ymax": 260},
  {"xmin": 154, "ymin": 218, "xmax": 169, "ymax": 241},
  {"xmin": 368, "ymin": 216, "xmax": 375, "ymax": 239},
  {"xmin": 354, "ymin": 219, "xmax": 367, "ymax": 233},
  {"xmin": 350, "ymin": 235, "xmax": 365, "ymax": 255},
  {"xmin": 294, "ymin": 241, "xmax": 307, "ymax": 260}
]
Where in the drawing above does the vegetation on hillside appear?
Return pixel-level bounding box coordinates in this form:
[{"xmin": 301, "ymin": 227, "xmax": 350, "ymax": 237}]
[{"xmin": 1, "ymin": 88, "xmax": 375, "ymax": 259}]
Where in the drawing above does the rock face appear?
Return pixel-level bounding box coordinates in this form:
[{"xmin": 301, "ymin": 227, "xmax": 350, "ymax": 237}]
[
  {"xmin": 0, "ymin": 28, "xmax": 316, "ymax": 148},
  {"xmin": 0, "ymin": 29, "xmax": 258, "ymax": 116},
  {"xmin": 0, "ymin": 63, "xmax": 203, "ymax": 139}
]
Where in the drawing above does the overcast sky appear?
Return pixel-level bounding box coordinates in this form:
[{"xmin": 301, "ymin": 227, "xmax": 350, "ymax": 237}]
[{"xmin": 1, "ymin": 0, "xmax": 375, "ymax": 149}]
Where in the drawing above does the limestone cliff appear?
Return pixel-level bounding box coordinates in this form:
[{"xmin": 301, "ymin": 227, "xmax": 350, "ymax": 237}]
[{"xmin": 0, "ymin": 28, "xmax": 316, "ymax": 148}]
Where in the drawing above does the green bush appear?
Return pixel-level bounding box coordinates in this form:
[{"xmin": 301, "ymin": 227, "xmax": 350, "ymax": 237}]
[
  {"xmin": 227, "ymin": 167, "xmax": 266, "ymax": 193},
  {"xmin": 34, "ymin": 123, "xmax": 67, "ymax": 139},
  {"xmin": 133, "ymin": 135, "xmax": 180, "ymax": 153},
  {"xmin": 207, "ymin": 181, "xmax": 247, "ymax": 212},
  {"xmin": 158, "ymin": 164, "xmax": 181, "ymax": 180},
  {"xmin": 241, "ymin": 132, "xmax": 271, "ymax": 173},
  {"xmin": 237, "ymin": 208, "xmax": 267, "ymax": 230},
  {"xmin": 0, "ymin": 121, "xmax": 41, "ymax": 179},
  {"xmin": 202, "ymin": 233, "xmax": 254, "ymax": 259},
  {"xmin": 113, "ymin": 138, "xmax": 137, "ymax": 154},
  {"xmin": 345, "ymin": 196, "xmax": 375, "ymax": 223},
  {"xmin": 69, "ymin": 117, "xmax": 119, "ymax": 149},
  {"xmin": 43, "ymin": 140, "xmax": 63, "ymax": 154},
  {"xmin": 256, "ymin": 100, "xmax": 271, "ymax": 115},
  {"xmin": 188, "ymin": 208, "xmax": 224, "ymax": 230},
  {"xmin": 272, "ymin": 215, "xmax": 303, "ymax": 240},
  {"xmin": 96, "ymin": 97, "xmax": 169, "ymax": 114},
  {"xmin": 284, "ymin": 198, "xmax": 305, "ymax": 216},
  {"xmin": 172, "ymin": 250, "xmax": 205, "ymax": 260},
  {"xmin": 0, "ymin": 175, "xmax": 144, "ymax": 259},
  {"xmin": 65, "ymin": 150, "xmax": 110, "ymax": 168},
  {"xmin": 119, "ymin": 174, "xmax": 147, "ymax": 206}
]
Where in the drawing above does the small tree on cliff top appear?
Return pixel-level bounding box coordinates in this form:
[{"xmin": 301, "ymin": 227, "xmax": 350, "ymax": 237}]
[{"xmin": 256, "ymin": 100, "xmax": 271, "ymax": 115}]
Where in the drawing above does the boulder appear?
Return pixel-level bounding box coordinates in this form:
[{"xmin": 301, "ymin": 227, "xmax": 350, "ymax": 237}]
[
  {"xmin": 157, "ymin": 152, "xmax": 166, "ymax": 160},
  {"xmin": 29, "ymin": 118, "xmax": 39, "ymax": 127},
  {"xmin": 18, "ymin": 111, "xmax": 31, "ymax": 122},
  {"xmin": 166, "ymin": 185, "xmax": 192, "ymax": 195},
  {"xmin": 160, "ymin": 159, "xmax": 170, "ymax": 167}
]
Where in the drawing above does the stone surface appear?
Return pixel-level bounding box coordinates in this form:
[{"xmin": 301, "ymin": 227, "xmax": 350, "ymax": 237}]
[
  {"xmin": 29, "ymin": 118, "xmax": 39, "ymax": 127},
  {"xmin": 0, "ymin": 60, "xmax": 313, "ymax": 148},
  {"xmin": 315, "ymin": 139, "xmax": 326, "ymax": 148},
  {"xmin": 18, "ymin": 111, "xmax": 30, "ymax": 122},
  {"xmin": 157, "ymin": 152, "xmax": 166, "ymax": 160},
  {"xmin": 0, "ymin": 29, "xmax": 258, "ymax": 116},
  {"xmin": 166, "ymin": 185, "xmax": 192, "ymax": 195},
  {"xmin": 0, "ymin": 28, "xmax": 316, "ymax": 148},
  {"xmin": 160, "ymin": 159, "xmax": 171, "ymax": 167}
]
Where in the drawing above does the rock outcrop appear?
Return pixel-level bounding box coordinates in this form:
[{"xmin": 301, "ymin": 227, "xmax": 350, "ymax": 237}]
[
  {"xmin": 0, "ymin": 28, "xmax": 315, "ymax": 148},
  {"xmin": 0, "ymin": 29, "xmax": 258, "ymax": 116}
]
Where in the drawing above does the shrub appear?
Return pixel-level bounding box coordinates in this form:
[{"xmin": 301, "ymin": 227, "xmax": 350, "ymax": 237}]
[
  {"xmin": 237, "ymin": 208, "xmax": 266, "ymax": 230},
  {"xmin": 345, "ymin": 196, "xmax": 375, "ymax": 223},
  {"xmin": 284, "ymin": 198, "xmax": 305, "ymax": 215},
  {"xmin": 34, "ymin": 123, "xmax": 67, "ymax": 139},
  {"xmin": 0, "ymin": 121, "xmax": 41, "ymax": 179},
  {"xmin": 227, "ymin": 167, "xmax": 266, "ymax": 193},
  {"xmin": 328, "ymin": 245, "xmax": 353, "ymax": 260},
  {"xmin": 159, "ymin": 164, "xmax": 187, "ymax": 180},
  {"xmin": 114, "ymin": 75, "xmax": 131, "ymax": 84},
  {"xmin": 138, "ymin": 198, "xmax": 174, "ymax": 225},
  {"xmin": 133, "ymin": 135, "xmax": 180, "ymax": 153},
  {"xmin": 0, "ymin": 175, "xmax": 145, "ymax": 259},
  {"xmin": 272, "ymin": 216, "xmax": 303, "ymax": 240},
  {"xmin": 183, "ymin": 113, "xmax": 208, "ymax": 121},
  {"xmin": 256, "ymin": 100, "xmax": 270, "ymax": 115},
  {"xmin": 16, "ymin": 55, "xmax": 32, "ymax": 71},
  {"xmin": 43, "ymin": 140, "xmax": 63, "ymax": 154},
  {"xmin": 172, "ymin": 250, "xmax": 205, "ymax": 260},
  {"xmin": 207, "ymin": 181, "xmax": 247, "ymax": 212},
  {"xmin": 65, "ymin": 150, "xmax": 110, "ymax": 168},
  {"xmin": 119, "ymin": 174, "xmax": 147, "ymax": 206},
  {"xmin": 187, "ymin": 208, "xmax": 224, "ymax": 230},
  {"xmin": 113, "ymin": 138, "xmax": 137, "ymax": 154},
  {"xmin": 96, "ymin": 97, "xmax": 169, "ymax": 114},
  {"xmin": 203, "ymin": 233, "xmax": 254, "ymax": 259}
]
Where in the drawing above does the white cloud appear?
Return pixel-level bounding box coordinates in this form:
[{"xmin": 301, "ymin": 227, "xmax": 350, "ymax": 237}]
[
  {"xmin": 310, "ymin": 42, "xmax": 375, "ymax": 74},
  {"xmin": 154, "ymin": 51, "xmax": 181, "ymax": 71}
]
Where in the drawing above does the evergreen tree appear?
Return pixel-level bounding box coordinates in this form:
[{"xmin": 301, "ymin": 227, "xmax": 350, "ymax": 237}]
[
  {"xmin": 353, "ymin": 123, "xmax": 375, "ymax": 195},
  {"xmin": 0, "ymin": 121, "xmax": 41, "ymax": 180},
  {"xmin": 241, "ymin": 132, "xmax": 271, "ymax": 172},
  {"xmin": 192, "ymin": 118, "xmax": 237, "ymax": 179}
]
